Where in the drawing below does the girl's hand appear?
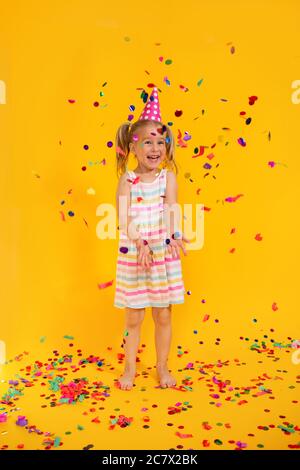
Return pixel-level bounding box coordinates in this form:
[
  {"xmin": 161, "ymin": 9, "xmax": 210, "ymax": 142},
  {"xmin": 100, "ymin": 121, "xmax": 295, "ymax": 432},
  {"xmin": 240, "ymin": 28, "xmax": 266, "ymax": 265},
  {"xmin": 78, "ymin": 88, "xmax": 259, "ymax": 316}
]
[
  {"xmin": 136, "ymin": 238, "xmax": 153, "ymax": 270},
  {"xmin": 166, "ymin": 234, "xmax": 191, "ymax": 258}
]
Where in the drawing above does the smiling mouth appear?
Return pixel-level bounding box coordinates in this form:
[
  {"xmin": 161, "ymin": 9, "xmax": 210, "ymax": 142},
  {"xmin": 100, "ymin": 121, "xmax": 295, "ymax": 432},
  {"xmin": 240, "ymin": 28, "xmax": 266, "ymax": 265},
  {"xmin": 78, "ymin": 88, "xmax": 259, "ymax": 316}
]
[{"xmin": 147, "ymin": 156, "xmax": 160, "ymax": 160}]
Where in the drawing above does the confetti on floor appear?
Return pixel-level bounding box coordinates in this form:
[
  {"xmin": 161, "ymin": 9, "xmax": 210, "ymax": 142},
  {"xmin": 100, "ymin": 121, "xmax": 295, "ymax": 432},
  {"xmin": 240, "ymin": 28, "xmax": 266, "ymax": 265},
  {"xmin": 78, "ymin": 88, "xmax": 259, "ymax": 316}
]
[{"xmin": 0, "ymin": 336, "xmax": 299, "ymax": 450}]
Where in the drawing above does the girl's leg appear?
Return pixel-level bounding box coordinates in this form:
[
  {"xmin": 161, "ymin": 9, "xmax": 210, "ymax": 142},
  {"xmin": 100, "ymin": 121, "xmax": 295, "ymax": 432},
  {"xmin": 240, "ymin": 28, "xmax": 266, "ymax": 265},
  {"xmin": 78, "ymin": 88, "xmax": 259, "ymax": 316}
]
[
  {"xmin": 152, "ymin": 305, "xmax": 176, "ymax": 388},
  {"xmin": 118, "ymin": 307, "xmax": 145, "ymax": 390}
]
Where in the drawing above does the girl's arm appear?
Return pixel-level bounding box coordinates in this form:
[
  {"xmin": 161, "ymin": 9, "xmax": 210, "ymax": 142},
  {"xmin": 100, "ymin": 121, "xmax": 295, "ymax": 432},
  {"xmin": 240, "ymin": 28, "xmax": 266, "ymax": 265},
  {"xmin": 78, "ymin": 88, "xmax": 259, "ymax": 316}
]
[
  {"xmin": 116, "ymin": 174, "xmax": 153, "ymax": 268},
  {"xmin": 164, "ymin": 171, "xmax": 190, "ymax": 256},
  {"xmin": 116, "ymin": 173, "xmax": 141, "ymax": 241},
  {"xmin": 164, "ymin": 170, "xmax": 180, "ymax": 238}
]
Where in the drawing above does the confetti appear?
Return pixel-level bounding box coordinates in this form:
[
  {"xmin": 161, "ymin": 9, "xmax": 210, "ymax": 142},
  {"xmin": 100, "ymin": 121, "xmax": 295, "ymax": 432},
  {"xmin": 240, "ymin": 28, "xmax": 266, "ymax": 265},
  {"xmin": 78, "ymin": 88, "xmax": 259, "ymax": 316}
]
[{"xmin": 98, "ymin": 280, "xmax": 114, "ymax": 289}]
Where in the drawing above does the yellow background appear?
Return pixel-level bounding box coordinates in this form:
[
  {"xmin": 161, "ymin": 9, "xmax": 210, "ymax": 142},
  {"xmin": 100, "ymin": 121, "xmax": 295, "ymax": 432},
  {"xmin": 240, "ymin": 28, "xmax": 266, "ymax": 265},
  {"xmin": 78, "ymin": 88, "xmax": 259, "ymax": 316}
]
[{"xmin": 0, "ymin": 0, "xmax": 299, "ymax": 450}]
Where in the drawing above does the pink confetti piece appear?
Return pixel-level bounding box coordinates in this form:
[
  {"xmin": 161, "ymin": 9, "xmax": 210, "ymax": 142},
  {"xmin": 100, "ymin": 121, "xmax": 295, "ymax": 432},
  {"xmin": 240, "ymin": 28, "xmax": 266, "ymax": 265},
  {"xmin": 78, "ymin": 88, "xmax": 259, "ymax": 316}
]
[
  {"xmin": 0, "ymin": 413, "xmax": 8, "ymax": 423},
  {"xmin": 225, "ymin": 194, "xmax": 244, "ymax": 203}
]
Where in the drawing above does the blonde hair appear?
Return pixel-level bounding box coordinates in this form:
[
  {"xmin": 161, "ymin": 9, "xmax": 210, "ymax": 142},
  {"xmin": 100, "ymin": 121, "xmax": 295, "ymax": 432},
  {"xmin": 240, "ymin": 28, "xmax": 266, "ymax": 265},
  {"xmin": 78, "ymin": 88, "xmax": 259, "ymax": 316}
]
[{"xmin": 115, "ymin": 119, "xmax": 178, "ymax": 178}]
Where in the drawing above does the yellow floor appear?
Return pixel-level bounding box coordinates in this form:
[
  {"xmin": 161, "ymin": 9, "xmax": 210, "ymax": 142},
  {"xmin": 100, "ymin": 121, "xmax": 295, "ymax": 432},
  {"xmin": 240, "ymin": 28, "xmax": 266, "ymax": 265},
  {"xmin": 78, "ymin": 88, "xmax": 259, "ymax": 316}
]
[{"xmin": 1, "ymin": 336, "xmax": 299, "ymax": 450}]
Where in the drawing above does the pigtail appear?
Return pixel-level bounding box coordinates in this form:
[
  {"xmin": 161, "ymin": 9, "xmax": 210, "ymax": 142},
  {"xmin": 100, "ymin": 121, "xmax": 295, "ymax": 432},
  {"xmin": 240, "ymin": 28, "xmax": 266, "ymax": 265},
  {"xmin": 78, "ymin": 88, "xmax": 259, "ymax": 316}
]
[
  {"xmin": 161, "ymin": 123, "xmax": 178, "ymax": 175},
  {"xmin": 115, "ymin": 122, "xmax": 131, "ymax": 178}
]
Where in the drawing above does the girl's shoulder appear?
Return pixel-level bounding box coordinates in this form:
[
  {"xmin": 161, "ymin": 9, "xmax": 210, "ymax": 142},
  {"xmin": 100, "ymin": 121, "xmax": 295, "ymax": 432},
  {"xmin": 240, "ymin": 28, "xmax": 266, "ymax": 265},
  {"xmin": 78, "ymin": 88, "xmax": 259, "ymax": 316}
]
[
  {"xmin": 117, "ymin": 171, "xmax": 133, "ymax": 193},
  {"xmin": 165, "ymin": 168, "xmax": 177, "ymax": 181}
]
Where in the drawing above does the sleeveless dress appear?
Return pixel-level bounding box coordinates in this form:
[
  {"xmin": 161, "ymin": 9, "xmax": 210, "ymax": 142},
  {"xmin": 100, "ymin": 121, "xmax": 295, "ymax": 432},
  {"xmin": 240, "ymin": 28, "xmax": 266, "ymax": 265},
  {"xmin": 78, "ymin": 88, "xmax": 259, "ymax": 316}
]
[{"xmin": 113, "ymin": 168, "xmax": 185, "ymax": 309}]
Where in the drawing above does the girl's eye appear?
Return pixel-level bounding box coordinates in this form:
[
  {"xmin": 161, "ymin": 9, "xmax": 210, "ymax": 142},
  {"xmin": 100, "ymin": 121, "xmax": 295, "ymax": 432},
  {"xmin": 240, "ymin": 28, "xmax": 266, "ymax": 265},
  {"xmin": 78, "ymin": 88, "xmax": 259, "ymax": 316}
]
[{"xmin": 145, "ymin": 141, "xmax": 165, "ymax": 144}]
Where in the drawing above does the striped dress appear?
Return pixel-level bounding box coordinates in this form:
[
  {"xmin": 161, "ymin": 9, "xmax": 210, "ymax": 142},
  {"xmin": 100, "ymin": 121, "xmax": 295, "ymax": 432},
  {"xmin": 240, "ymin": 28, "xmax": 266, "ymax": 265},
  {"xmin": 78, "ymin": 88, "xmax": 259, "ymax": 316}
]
[{"xmin": 113, "ymin": 168, "xmax": 185, "ymax": 309}]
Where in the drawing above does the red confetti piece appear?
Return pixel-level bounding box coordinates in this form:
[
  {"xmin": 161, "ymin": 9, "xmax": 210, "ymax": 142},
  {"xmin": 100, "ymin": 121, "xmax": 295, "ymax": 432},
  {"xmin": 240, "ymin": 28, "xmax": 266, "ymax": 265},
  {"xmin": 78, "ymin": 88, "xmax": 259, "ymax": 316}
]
[
  {"xmin": 202, "ymin": 422, "xmax": 212, "ymax": 430},
  {"xmin": 176, "ymin": 129, "xmax": 188, "ymax": 148},
  {"xmin": 59, "ymin": 211, "xmax": 66, "ymax": 222},
  {"xmin": 203, "ymin": 314, "xmax": 210, "ymax": 322},
  {"xmin": 272, "ymin": 302, "xmax": 278, "ymax": 311},
  {"xmin": 192, "ymin": 146, "xmax": 205, "ymax": 158},
  {"xmin": 175, "ymin": 431, "xmax": 193, "ymax": 439},
  {"xmin": 68, "ymin": 99, "xmax": 76, "ymax": 103},
  {"xmin": 179, "ymin": 84, "xmax": 189, "ymax": 92},
  {"xmin": 255, "ymin": 233, "xmax": 263, "ymax": 241},
  {"xmin": 127, "ymin": 176, "xmax": 140, "ymax": 185},
  {"xmin": 116, "ymin": 146, "xmax": 126, "ymax": 157},
  {"xmin": 98, "ymin": 280, "xmax": 113, "ymax": 289},
  {"xmin": 91, "ymin": 417, "xmax": 101, "ymax": 424},
  {"xmin": 248, "ymin": 95, "xmax": 258, "ymax": 105}
]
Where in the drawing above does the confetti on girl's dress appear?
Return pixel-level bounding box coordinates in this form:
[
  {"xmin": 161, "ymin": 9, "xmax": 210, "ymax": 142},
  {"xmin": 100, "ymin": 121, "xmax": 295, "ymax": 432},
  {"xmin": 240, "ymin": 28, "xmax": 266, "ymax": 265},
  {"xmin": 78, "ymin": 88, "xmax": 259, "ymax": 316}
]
[{"xmin": 127, "ymin": 176, "xmax": 140, "ymax": 185}]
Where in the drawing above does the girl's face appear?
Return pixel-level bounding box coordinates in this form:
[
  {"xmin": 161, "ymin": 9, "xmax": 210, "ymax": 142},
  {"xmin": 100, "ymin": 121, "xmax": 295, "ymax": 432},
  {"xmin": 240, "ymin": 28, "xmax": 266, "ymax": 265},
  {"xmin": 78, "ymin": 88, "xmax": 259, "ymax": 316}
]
[{"xmin": 129, "ymin": 124, "xmax": 167, "ymax": 171}]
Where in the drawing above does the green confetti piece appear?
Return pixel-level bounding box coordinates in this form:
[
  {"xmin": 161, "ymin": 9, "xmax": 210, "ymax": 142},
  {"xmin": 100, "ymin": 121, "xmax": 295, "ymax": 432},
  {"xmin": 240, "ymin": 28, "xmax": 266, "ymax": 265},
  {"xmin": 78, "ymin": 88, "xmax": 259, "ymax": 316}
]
[
  {"xmin": 278, "ymin": 425, "xmax": 295, "ymax": 433},
  {"xmin": 257, "ymin": 444, "xmax": 264, "ymax": 448},
  {"xmin": 124, "ymin": 330, "xmax": 129, "ymax": 337},
  {"xmin": 77, "ymin": 425, "xmax": 84, "ymax": 431},
  {"xmin": 40, "ymin": 336, "xmax": 46, "ymax": 343},
  {"xmin": 165, "ymin": 59, "xmax": 172, "ymax": 65},
  {"xmin": 64, "ymin": 335, "xmax": 74, "ymax": 340},
  {"xmin": 214, "ymin": 439, "xmax": 223, "ymax": 445},
  {"xmin": 197, "ymin": 79, "xmax": 203, "ymax": 87}
]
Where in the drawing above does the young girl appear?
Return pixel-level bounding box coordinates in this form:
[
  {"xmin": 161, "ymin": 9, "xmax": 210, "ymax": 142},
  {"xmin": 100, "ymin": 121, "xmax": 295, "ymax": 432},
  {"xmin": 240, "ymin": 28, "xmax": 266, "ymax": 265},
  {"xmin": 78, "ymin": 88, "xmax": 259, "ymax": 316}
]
[{"xmin": 113, "ymin": 87, "xmax": 190, "ymax": 390}]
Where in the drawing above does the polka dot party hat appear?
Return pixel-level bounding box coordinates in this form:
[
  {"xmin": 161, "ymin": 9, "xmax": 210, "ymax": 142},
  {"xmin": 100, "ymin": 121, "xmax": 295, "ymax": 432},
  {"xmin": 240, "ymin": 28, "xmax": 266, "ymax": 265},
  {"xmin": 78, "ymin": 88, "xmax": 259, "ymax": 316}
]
[{"xmin": 138, "ymin": 87, "xmax": 161, "ymax": 121}]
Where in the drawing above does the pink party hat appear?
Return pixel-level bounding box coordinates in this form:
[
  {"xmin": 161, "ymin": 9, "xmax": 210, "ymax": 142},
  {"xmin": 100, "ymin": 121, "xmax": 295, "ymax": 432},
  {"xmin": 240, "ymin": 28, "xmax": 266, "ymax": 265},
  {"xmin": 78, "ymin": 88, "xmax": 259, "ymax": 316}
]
[{"xmin": 138, "ymin": 87, "xmax": 161, "ymax": 121}]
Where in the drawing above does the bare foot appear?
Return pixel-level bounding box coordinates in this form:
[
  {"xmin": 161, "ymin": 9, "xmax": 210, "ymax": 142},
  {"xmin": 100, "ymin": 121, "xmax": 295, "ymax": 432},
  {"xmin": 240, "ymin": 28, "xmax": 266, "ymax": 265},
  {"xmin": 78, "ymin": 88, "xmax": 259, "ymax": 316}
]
[
  {"xmin": 118, "ymin": 370, "xmax": 136, "ymax": 390},
  {"xmin": 156, "ymin": 364, "xmax": 177, "ymax": 388}
]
